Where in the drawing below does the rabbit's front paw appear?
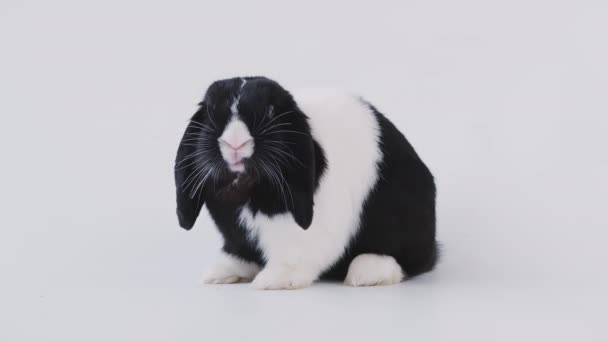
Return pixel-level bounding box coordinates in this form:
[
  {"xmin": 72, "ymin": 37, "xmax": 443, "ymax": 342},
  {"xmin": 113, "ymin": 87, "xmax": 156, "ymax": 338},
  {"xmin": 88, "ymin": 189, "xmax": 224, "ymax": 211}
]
[
  {"xmin": 252, "ymin": 266, "xmax": 315, "ymax": 290},
  {"xmin": 201, "ymin": 252, "xmax": 261, "ymax": 285}
]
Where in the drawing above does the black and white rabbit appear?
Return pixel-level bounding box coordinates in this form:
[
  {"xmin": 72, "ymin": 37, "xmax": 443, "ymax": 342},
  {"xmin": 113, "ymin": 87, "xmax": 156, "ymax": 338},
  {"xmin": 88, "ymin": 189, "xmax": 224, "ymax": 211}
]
[{"xmin": 175, "ymin": 76, "xmax": 437, "ymax": 289}]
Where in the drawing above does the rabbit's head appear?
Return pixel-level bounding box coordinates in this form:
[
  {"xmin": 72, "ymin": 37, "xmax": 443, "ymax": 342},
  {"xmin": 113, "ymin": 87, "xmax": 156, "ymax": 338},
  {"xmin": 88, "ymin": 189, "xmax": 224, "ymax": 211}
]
[{"xmin": 175, "ymin": 77, "xmax": 319, "ymax": 231}]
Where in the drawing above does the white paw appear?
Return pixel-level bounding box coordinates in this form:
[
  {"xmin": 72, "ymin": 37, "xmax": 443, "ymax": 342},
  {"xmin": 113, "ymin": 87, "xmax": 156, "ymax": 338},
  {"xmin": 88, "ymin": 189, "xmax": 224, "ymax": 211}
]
[
  {"xmin": 252, "ymin": 266, "xmax": 315, "ymax": 290},
  {"xmin": 201, "ymin": 252, "xmax": 261, "ymax": 285},
  {"xmin": 203, "ymin": 274, "xmax": 243, "ymax": 284},
  {"xmin": 344, "ymin": 254, "xmax": 405, "ymax": 287}
]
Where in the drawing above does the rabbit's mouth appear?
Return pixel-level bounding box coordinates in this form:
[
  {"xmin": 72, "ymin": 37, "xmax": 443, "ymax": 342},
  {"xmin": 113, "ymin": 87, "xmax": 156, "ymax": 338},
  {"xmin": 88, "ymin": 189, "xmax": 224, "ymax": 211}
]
[
  {"xmin": 228, "ymin": 160, "xmax": 246, "ymax": 172},
  {"xmin": 218, "ymin": 118, "xmax": 255, "ymax": 173},
  {"xmin": 226, "ymin": 156, "xmax": 254, "ymax": 174}
]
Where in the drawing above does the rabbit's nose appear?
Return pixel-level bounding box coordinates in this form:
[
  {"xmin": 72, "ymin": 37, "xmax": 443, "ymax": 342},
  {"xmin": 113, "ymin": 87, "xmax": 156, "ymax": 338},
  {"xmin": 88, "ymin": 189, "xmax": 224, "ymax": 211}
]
[{"xmin": 219, "ymin": 138, "xmax": 253, "ymax": 151}]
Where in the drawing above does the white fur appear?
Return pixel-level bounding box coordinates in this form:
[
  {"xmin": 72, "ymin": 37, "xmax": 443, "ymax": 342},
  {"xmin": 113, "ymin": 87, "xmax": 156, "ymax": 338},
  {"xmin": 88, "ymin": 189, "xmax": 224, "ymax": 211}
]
[
  {"xmin": 252, "ymin": 264, "xmax": 316, "ymax": 290},
  {"xmin": 218, "ymin": 118, "xmax": 254, "ymax": 173},
  {"xmin": 240, "ymin": 90, "xmax": 382, "ymax": 290},
  {"xmin": 230, "ymin": 100, "xmax": 239, "ymax": 116},
  {"xmin": 230, "ymin": 78, "xmax": 247, "ymax": 116},
  {"xmin": 203, "ymin": 251, "xmax": 261, "ymax": 284},
  {"xmin": 344, "ymin": 254, "xmax": 404, "ymax": 286}
]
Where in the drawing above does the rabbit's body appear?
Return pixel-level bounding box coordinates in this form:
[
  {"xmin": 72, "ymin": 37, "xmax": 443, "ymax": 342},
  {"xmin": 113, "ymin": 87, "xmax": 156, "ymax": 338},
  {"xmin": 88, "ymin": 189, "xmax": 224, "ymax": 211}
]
[{"xmin": 175, "ymin": 77, "xmax": 437, "ymax": 289}]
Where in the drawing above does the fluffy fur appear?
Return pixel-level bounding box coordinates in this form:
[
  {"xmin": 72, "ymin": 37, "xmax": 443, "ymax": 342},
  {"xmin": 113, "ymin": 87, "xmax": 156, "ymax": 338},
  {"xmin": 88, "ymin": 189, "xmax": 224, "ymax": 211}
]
[
  {"xmin": 174, "ymin": 77, "xmax": 437, "ymax": 290},
  {"xmin": 344, "ymin": 254, "xmax": 404, "ymax": 286},
  {"xmin": 203, "ymin": 251, "xmax": 260, "ymax": 284}
]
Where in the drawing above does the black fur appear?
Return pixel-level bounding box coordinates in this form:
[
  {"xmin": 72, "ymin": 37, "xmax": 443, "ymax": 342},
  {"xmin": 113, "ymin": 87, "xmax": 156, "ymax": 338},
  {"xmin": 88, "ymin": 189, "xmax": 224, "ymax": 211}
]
[
  {"xmin": 320, "ymin": 103, "xmax": 437, "ymax": 279},
  {"xmin": 175, "ymin": 77, "xmax": 437, "ymax": 280}
]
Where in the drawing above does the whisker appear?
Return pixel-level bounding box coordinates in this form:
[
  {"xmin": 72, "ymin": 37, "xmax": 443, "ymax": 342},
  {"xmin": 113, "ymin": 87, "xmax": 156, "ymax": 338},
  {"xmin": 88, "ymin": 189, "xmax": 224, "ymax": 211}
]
[
  {"xmin": 266, "ymin": 154, "xmax": 295, "ymax": 206},
  {"xmin": 264, "ymin": 145, "xmax": 305, "ymax": 167},
  {"xmin": 181, "ymin": 152, "xmax": 218, "ymax": 184},
  {"xmin": 174, "ymin": 159, "xmax": 202, "ymax": 172},
  {"xmin": 262, "ymin": 130, "xmax": 309, "ymax": 137},
  {"xmin": 263, "ymin": 145, "xmax": 295, "ymax": 165},
  {"xmin": 256, "ymin": 157, "xmax": 287, "ymax": 207},
  {"xmin": 264, "ymin": 140, "xmax": 297, "ymax": 153},
  {"xmin": 278, "ymin": 172, "xmax": 294, "ymax": 209},
  {"xmin": 254, "ymin": 105, "xmax": 274, "ymax": 133},
  {"xmin": 211, "ymin": 160, "xmax": 225, "ymax": 192},
  {"xmin": 189, "ymin": 168, "xmax": 213, "ymax": 198},
  {"xmin": 182, "ymin": 132, "xmax": 206, "ymax": 138},
  {"xmin": 189, "ymin": 121, "xmax": 216, "ymax": 134},
  {"xmin": 261, "ymin": 155, "xmax": 293, "ymax": 208},
  {"xmin": 189, "ymin": 119, "xmax": 213, "ymax": 128},
  {"xmin": 179, "ymin": 139, "xmax": 217, "ymax": 147},
  {"xmin": 174, "ymin": 150, "xmax": 216, "ymax": 171},
  {"xmin": 175, "ymin": 149, "xmax": 214, "ymax": 167},
  {"xmin": 180, "ymin": 143, "xmax": 217, "ymax": 147},
  {"xmin": 263, "ymin": 148, "xmax": 291, "ymax": 168},
  {"xmin": 188, "ymin": 157, "xmax": 222, "ymax": 198},
  {"xmin": 253, "ymin": 107, "xmax": 263, "ymax": 134},
  {"xmin": 263, "ymin": 139, "xmax": 297, "ymax": 145},
  {"xmin": 192, "ymin": 158, "xmax": 222, "ymax": 197},
  {"xmin": 182, "ymin": 160, "xmax": 212, "ymax": 188},
  {"xmin": 254, "ymin": 110, "xmax": 295, "ymax": 134},
  {"xmin": 260, "ymin": 122, "xmax": 292, "ymax": 135},
  {"xmin": 205, "ymin": 105, "xmax": 219, "ymax": 131}
]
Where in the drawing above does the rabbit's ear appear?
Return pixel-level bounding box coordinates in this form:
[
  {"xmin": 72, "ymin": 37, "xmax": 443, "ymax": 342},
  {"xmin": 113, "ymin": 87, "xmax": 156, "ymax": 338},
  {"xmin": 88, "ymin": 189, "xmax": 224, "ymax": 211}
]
[
  {"xmin": 286, "ymin": 133, "xmax": 317, "ymax": 230},
  {"xmin": 174, "ymin": 107, "xmax": 208, "ymax": 230}
]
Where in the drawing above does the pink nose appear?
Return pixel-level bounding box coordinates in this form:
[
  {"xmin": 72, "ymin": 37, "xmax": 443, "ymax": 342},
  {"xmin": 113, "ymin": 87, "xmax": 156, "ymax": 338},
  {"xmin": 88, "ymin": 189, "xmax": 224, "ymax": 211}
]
[
  {"xmin": 219, "ymin": 138, "xmax": 251, "ymax": 151},
  {"xmin": 219, "ymin": 138, "xmax": 253, "ymax": 165}
]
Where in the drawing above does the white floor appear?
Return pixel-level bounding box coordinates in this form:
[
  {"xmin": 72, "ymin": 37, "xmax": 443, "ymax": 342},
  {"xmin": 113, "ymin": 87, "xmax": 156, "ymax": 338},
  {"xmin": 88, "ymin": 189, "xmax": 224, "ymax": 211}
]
[
  {"xmin": 2, "ymin": 0, "xmax": 608, "ymax": 341},
  {"xmin": 4, "ymin": 266, "xmax": 607, "ymax": 341},
  {"xmin": 2, "ymin": 286, "xmax": 604, "ymax": 342},
  {"xmin": 4, "ymin": 190, "xmax": 607, "ymax": 342}
]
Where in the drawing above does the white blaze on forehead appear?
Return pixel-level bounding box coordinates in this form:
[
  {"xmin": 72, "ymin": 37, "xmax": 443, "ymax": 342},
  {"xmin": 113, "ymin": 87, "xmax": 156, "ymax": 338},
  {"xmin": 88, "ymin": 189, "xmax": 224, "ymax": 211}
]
[
  {"xmin": 230, "ymin": 78, "xmax": 248, "ymax": 117},
  {"xmin": 230, "ymin": 99, "xmax": 239, "ymax": 116}
]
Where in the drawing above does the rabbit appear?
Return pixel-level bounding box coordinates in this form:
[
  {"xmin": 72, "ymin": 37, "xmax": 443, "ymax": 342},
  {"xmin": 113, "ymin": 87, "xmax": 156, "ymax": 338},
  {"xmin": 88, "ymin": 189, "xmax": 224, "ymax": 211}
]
[{"xmin": 175, "ymin": 76, "xmax": 437, "ymax": 289}]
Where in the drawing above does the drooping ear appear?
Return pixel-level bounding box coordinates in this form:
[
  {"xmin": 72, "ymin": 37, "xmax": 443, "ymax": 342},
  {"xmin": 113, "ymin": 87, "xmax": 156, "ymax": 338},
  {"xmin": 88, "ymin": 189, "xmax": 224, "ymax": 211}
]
[
  {"xmin": 174, "ymin": 107, "xmax": 208, "ymax": 230},
  {"xmin": 286, "ymin": 132, "xmax": 316, "ymax": 230}
]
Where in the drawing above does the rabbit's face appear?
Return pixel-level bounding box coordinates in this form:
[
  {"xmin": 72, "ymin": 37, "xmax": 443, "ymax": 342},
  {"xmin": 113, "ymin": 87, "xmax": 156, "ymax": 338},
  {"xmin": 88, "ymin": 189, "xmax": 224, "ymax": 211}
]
[
  {"xmin": 212, "ymin": 99, "xmax": 299, "ymax": 175},
  {"xmin": 176, "ymin": 77, "xmax": 318, "ymax": 230},
  {"xmin": 185, "ymin": 77, "xmax": 308, "ymax": 188}
]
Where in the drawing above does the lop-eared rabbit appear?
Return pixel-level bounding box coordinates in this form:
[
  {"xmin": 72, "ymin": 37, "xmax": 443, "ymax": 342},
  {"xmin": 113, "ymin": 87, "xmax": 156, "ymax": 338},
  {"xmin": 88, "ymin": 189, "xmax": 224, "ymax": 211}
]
[{"xmin": 175, "ymin": 77, "xmax": 437, "ymax": 289}]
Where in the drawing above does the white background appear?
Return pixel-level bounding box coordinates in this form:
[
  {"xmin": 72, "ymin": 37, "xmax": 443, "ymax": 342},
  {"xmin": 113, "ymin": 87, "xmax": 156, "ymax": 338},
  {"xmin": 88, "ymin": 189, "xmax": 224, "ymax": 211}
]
[{"xmin": 1, "ymin": 0, "xmax": 607, "ymax": 341}]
